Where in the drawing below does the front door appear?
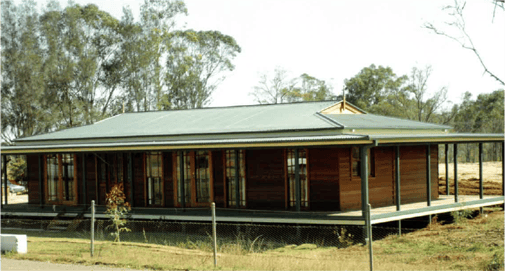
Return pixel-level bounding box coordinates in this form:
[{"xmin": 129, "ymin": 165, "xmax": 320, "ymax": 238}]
[
  {"xmin": 45, "ymin": 154, "xmax": 78, "ymax": 205},
  {"xmin": 173, "ymin": 151, "xmax": 214, "ymax": 207}
]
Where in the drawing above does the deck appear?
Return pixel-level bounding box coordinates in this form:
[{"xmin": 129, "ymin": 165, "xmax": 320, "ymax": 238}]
[{"xmin": 1, "ymin": 195, "xmax": 503, "ymax": 226}]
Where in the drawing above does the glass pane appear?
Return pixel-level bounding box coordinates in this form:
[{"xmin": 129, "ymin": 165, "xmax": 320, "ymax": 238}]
[
  {"xmin": 195, "ymin": 151, "xmax": 209, "ymax": 203},
  {"xmin": 62, "ymin": 154, "xmax": 75, "ymax": 202},
  {"xmin": 46, "ymin": 155, "xmax": 59, "ymax": 201}
]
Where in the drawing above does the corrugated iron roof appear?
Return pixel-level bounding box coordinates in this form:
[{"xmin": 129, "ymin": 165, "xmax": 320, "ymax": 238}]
[
  {"xmin": 324, "ymin": 114, "xmax": 452, "ymax": 129},
  {"xmin": 17, "ymin": 101, "xmax": 339, "ymax": 142}
]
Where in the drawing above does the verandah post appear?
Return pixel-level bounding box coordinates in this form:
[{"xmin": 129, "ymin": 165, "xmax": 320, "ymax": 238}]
[
  {"xmin": 179, "ymin": 151, "xmax": 185, "ymax": 208},
  {"xmin": 501, "ymin": 141, "xmax": 505, "ymax": 212},
  {"xmin": 445, "ymin": 144, "xmax": 449, "ymax": 196},
  {"xmin": 128, "ymin": 153, "xmax": 134, "ymax": 207},
  {"xmin": 234, "ymin": 150, "xmax": 240, "ymax": 208},
  {"xmin": 426, "ymin": 144, "xmax": 431, "ymax": 207},
  {"xmin": 39, "ymin": 154, "xmax": 44, "ymax": 207},
  {"xmin": 454, "ymin": 144, "xmax": 458, "ymax": 203},
  {"xmin": 3, "ymin": 155, "xmax": 8, "ymax": 206},
  {"xmin": 360, "ymin": 146, "xmax": 369, "ymax": 243},
  {"xmin": 294, "ymin": 149, "xmax": 301, "ymax": 212},
  {"xmin": 82, "ymin": 153, "xmax": 87, "ymax": 208},
  {"xmin": 0, "ymin": 155, "xmax": 4, "ymax": 209},
  {"xmin": 395, "ymin": 146, "xmax": 401, "ymax": 235},
  {"xmin": 479, "ymin": 143, "xmax": 483, "ymax": 214}
]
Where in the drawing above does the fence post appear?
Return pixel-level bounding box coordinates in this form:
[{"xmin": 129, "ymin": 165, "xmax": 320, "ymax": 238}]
[
  {"xmin": 91, "ymin": 200, "xmax": 95, "ymax": 257},
  {"xmin": 367, "ymin": 203, "xmax": 373, "ymax": 271},
  {"xmin": 212, "ymin": 202, "xmax": 217, "ymax": 267}
]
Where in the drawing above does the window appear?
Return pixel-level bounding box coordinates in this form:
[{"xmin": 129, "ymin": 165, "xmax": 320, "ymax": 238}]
[
  {"xmin": 174, "ymin": 151, "xmax": 214, "ymax": 207},
  {"xmin": 146, "ymin": 152, "xmax": 163, "ymax": 206},
  {"xmin": 351, "ymin": 147, "xmax": 375, "ymax": 177},
  {"xmin": 44, "ymin": 154, "xmax": 77, "ymax": 204},
  {"xmin": 224, "ymin": 150, "xmax": 246, "ymax": 208},
  {"xmin": 286, "ymin": 149, "xmax": 308, "ymax": 208}
]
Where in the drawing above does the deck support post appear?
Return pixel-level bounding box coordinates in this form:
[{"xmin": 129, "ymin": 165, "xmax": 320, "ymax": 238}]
[
  {"xmin": 395, "ymin": 146, "xmax": 401, "ymax": 235},
  {"xmin": 0, "ymin": 155, "xmax": 4, "ymax": 209},
  {"xmin": 295, "ymin": 149, "xmax": 301, "ymax": 212},
  {"xmin": 82, "ymin": 153, "xmax": 87, "ymax": 208},
  {"xmin": 3, "ymin": 155, "xmax": 8, "ymax": 206},
  {"xmin": 454, "ymin": 144, "xmax": 458, "ymax": 203},
  {"xmin": 445, "ymin": 144, "xmax": 449, "ymax": 195},
  {"xmin": 479, "ymin": 143, "xmax": 483, "ymax": 214},
  {"xmin": 128, "ymin": 153, "xmax": 134, "ymax": 207},
  {"xmin": 179, "ymin": 151, "xmax": 185, "ymax": 208},
  {"xmin": 39, "ymin": 154, "xmax": 44, "ymax": 207},
  {"xmin": 426, "ymin": 144, "xmax": 431, "ymax": 207},
  {"xmin": 234, "ymin": 150, "xmax": 240, "ymax": 208},
  {"xmin": 360, "ymin": 146, "xmax": 370, "ymax": 243},
  {"xmin": 501, "ymin": 141, "xmax": 505, "ymax": 210}
]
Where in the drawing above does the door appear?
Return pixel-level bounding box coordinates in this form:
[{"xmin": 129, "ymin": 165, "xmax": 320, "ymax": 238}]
[
  {"xmin": 173, "ymin": 151, "xmax": 214, "ymax": 207},
  {"xmin": 45, "ymin": 154, "xmax": 78, "ymax": 205}
]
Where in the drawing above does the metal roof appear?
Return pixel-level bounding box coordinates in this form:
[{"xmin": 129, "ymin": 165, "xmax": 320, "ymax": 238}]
[
  {"xmin": 324, "ymin": 114, "xmax": 452, "ymax": 129},
  {"xmin": 17, "ymin": 101, "xmax": 338, "ymax": 142}
]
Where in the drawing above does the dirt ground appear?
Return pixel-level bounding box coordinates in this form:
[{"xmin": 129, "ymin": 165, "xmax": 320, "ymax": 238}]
[
  {"xmin": 1, "ymin": 258, "xmax": 144, "ymax": 271},
  {"xmin": 438, "ymin": 161, "xmax": 503, "ymax": 195}
]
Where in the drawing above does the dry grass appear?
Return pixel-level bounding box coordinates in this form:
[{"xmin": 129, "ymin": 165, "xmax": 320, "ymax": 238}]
[
  {"xmin": 439, "ymin": 161, "xmax": 503, "ymax": 195},
  {"xmin": 4, "ymin": 209, "xmax": 503, "ymax": 270}
]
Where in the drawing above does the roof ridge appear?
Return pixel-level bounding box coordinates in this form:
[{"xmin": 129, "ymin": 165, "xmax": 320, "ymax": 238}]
[{"xmin": 121, "ymin": 100, "xmax": 339, "ymax": 114}]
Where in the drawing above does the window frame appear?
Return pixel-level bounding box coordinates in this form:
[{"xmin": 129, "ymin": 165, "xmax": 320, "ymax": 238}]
[
  {"xmin": 223, "ymin": 150, "xmax": 247, "ymax": 208},
  {"xmin": 44, "ymin": 153, "xmax": 78, "ymax": 205},
  {"xmin": 351, "ymin": 147, "xmax": 376, "ymax": 178},
  {"xmin": 144, "ymin": 152, "xmax": 164, "ymax": 207},
  {"xmin": 284, "ymin": 148, "xmax": 310, "ymax": 210}
]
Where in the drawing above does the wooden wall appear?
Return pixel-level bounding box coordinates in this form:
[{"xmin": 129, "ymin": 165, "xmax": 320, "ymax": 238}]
[
  {"xmin": 399, "ymin": 145, "xmax": 439, "ymax": 204},
  {"xmin": 23, "ymin": 144, "xmax": 439, "ymax": 212},
  {"xmin": 26, "ymin": 154, "xmax": 40, "ymax": 205},
  {"xmin": 309, "ymin": 148, "xmax": 340, "ymax": 211},
  {"xmin": 246, "ymin": 149, "xmax": 285, "ymax": 210}
]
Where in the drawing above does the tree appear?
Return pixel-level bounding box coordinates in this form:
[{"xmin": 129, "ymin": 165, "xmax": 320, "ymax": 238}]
[
  {"xmin": 284, "ymin": 73, "xmax": 335, "ymax": 102},
  {"xmin": 165, "ymin": 30, "xmax": 241, "ymax": 109},
  {"xmin": 343, "ymin": 64, "xmax": 407, "ymax": 111},
  {"xmin": 250, "ymin": 67, "xmax": 296, "ymax": 104},
  {"xmin": 250, "ymin": 69, "xmax": 334, "ymax": 104},
  {"xmin": 425, "ymin": 0, "xmax": 504, "ymax": 85}
]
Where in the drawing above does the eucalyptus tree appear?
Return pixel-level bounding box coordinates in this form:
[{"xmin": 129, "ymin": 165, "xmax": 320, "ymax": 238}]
[
  {"xmin": 1, "ymin": 0, "xmax": 51, "ymax": 142},
  {"xmin": 165, "ymin": 30, "xmax": 241, "ymax": 109}
]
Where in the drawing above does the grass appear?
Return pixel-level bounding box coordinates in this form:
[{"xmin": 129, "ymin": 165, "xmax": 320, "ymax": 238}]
[{"xmin": 2, "ymin": 208, "xmax": 504, "ymax": 270}]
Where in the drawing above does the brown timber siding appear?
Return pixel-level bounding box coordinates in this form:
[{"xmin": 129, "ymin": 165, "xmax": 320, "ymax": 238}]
[
  {"xmin": 369, "ymin": 147, "xmax": 395, "ymax": 208},
  {"xmin": 339, "ymin": 147, "xmax": 360, "ymax": 211},
  {"xmin": 163, "ymin": 152, "xmax": 174, "ymax": 207},
  {"xmin": 399, "ymin": 145, "xmax": 439, "ymax": 204},
  {"xmin": 309, "ymin": 147, "xmax": 340, "ymax": 211},
  {"xmin": 133, "ymin": 153, "xmax": 145, "ymax": 207},
  {"xmin": 246, "ymin": 149, "xmax": 284, "ymax": 210},
  {"xmin": 212, "ymin": 150, "xmax": 225, "ymax": 208},
  {"xmin": 26, "ymin": 155, "xmax": 40, "ymax": 205}
]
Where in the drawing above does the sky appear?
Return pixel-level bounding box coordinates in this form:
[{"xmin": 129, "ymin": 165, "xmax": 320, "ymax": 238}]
[{"xmin": 25, "ymin": 0, "xmax": 505, "ymax": 109}]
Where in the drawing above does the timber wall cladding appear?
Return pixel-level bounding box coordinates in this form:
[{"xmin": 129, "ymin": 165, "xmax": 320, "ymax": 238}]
[
  {"xmin": 26, "ymin": 155, "xmax": 39, "ymax": 204},
  {"xmin": 369, "ymin": 147, "xmax": 395, "ymax": 208},
  {"xmin": 246, "ymin": 149, "xmax": 285, "ymax": 210},
  {"xmin": 339, "ymin": 147, "xmax": 360, "ymax": 211},
  {"xmin": 399, "ymin": 145, "xmax": 439, "ymax": 204},
  {"xmin": 163, "ymin": 152, "xmax": 174, "ymax": 208},
  {"xmin": 309, "ymin": 148, "xmax": 340, "ymax": 211},
  {"xmin": 133, "ymin": 153, "xmax": 145, "ymax": 207},
  {"xmin": 212, "ymin": 150, "xmax": 225, "ymax": 208},
  {"xmin": 85, "ymin": 154, "xmax": 96, "ymax": 205}
]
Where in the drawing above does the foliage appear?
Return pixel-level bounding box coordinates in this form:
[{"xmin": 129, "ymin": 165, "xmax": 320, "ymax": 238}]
[
  {"xmin": 250, "ymin": 67, "xmax": 335, "ymax": 104},
  {"xmin": 1, "ymin": 0, "xmax": 240, "ymax": 142},
  {"xmin": 7, "ymin": 156, "xmax": 27, "ymax": 185},
  {"xmin": 105, "ymin": 183, "xmax": 131, "ymax": 242}
]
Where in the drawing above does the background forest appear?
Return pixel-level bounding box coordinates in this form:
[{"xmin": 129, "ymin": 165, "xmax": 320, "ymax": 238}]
[{"xmin": 1, "ymin": 0, "xmax": 503, "ymax": 183}]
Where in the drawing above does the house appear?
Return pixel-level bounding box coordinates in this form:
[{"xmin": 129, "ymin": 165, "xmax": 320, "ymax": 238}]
[{"xmin": 1, "ymin": 100, "xmax": 503, "ymax": 225}]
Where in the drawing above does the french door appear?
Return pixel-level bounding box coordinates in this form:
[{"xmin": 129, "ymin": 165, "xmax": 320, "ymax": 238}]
[
  {"xmin": 173, "ymin": 151, "xmax": 214, "ymax": 207},
  {"xmin": 45, "ymin": 154, "xmax": 78, "ymax": 205}
]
